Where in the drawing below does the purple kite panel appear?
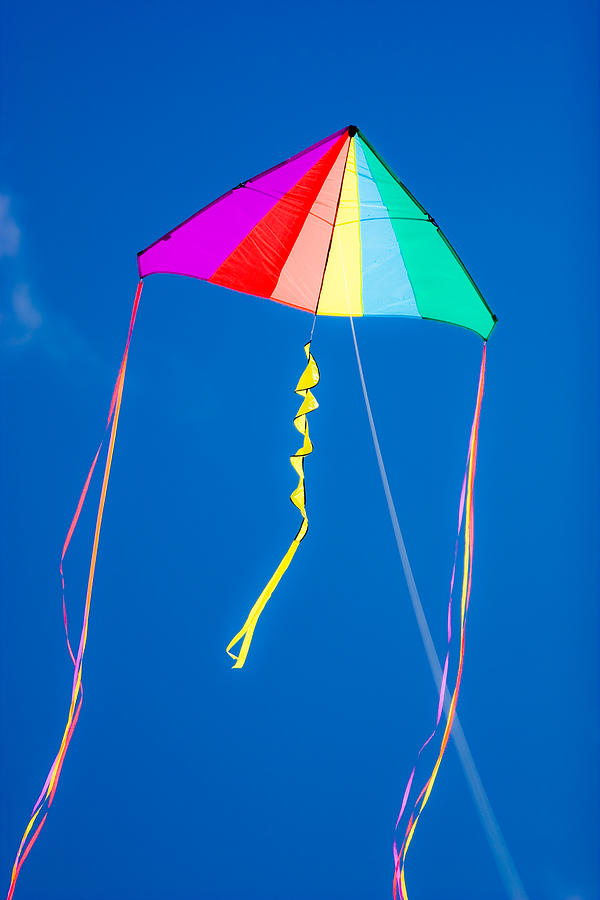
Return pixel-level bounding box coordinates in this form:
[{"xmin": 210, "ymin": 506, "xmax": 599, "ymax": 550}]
[{"xmin": 138, "ymin": 129, "xmax": 347, "ymax": 281}]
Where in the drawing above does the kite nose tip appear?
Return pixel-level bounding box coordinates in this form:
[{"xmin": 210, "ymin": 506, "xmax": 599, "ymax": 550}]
[{"xmin": 348, "ymin": 124, "xmax": 358, "ymax": 136}]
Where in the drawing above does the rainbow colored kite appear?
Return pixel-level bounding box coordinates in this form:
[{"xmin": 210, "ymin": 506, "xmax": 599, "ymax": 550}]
[
  {"xmin": 138, "ymin": 125, "xmax": 495, "ymax": 338},
  {"xmin": 7, "ymin": 125, "xmax": 496, "ymax": 900}
]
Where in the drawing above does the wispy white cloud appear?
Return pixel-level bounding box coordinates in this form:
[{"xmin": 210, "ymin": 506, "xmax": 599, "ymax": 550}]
[
  {"xmin": 0, "ymin": 196, "xmax": 96, "ymax": 367},
  {"xmin": 0, "ymin": 195, "xmax": 21, "ymax": 258},
  {"xmin": 2, "ymin": 283, "xmax": 42, "ymax": 346},
  {"xmin": 12, "ymin": 283, "xmax": 42, "ymax": 331}
]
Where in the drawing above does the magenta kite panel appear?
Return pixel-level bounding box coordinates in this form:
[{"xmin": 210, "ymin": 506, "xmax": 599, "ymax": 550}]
[{"xmin": 138, "ymin": 129, "xmax": 348, "ymax": 281}]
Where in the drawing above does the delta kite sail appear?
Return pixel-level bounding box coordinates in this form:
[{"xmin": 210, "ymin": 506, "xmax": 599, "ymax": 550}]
[{"xmin": 7, "ymin": 125, "xmax": 497, "ymax": 900}]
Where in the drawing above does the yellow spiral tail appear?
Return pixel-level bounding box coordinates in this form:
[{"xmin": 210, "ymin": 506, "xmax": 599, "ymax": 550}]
[{"xmin": 226, "ymin": 342, "xmax": 319, "ymax": 668}]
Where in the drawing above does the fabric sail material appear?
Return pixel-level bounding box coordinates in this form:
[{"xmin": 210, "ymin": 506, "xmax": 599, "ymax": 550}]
[{"xmin": 138, "ymin": 126, "xmax": 496, "ymax": 339}]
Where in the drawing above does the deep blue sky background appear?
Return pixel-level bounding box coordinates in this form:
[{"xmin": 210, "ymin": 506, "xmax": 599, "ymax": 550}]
[{"xmin": 1, "ymin": 1, "xmax": 598, "ymax": 898}]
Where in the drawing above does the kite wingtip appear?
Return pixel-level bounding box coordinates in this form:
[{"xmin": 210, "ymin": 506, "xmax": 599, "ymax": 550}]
[{"xmin": 484, "ymin": 313, "xmax": 499, "ymax": 341}]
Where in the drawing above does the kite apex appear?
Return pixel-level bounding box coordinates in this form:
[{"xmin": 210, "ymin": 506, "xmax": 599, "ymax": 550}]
[{"xmin": 348, "ymin": 124, "xmax": 358, "ymax": 136}]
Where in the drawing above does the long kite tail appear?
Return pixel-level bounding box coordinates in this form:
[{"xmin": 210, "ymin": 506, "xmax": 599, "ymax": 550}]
[
  {"xmin": 6, "ymin": 281, "xmax": 142, "ymax": 900},
  {"xmin": 393, "ymin": 343, "xmax": 487, "ymax": 900},
  {"xmin": 226, "ymin": 340, "xmax": 319, "ymax": 668}
]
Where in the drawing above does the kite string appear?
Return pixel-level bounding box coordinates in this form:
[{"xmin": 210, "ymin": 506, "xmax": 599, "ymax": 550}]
[
  {"xmin": 6, "ymin": 280, "xmax": 143, "ymax": 900},
  {"xmin": 393, "ymin": 343, "xmax": 486, "ymax": 900},
  {"xmin": 226, "ymin": 340, "xmax": 319, "ymax": 668}
]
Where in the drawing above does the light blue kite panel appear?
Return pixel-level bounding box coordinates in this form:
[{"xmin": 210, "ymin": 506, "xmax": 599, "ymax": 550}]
[{"xmin": 355, "ymin": 139, "xmax": 420, "ymax": 318}]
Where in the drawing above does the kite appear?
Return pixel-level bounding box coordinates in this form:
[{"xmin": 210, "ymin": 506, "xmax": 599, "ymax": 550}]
[{"xmin": 6, "ymin": 125, "xmax": 496, "ymax": 900}]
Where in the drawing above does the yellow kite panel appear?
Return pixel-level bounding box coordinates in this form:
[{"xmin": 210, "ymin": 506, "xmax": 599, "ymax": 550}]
[{"xmin": 317, "ymin": 139, "xmax": 363, "ymax": 316}]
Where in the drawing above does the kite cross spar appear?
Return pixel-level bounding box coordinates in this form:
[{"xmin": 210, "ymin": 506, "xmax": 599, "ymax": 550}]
[{"xmin": 7, "ymin": 125, "xmax": 527, "ymax": 900}]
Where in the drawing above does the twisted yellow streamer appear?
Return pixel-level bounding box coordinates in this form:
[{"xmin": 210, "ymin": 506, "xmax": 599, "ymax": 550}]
[{"xmin": 226, "ymin": 342, "xmax": 319, "ymax": 668}]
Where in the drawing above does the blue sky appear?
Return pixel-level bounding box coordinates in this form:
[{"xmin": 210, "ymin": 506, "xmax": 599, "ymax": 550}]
[{"xmin": 1, "ymin": 1, "xmax": 598, "ymax": 899}]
